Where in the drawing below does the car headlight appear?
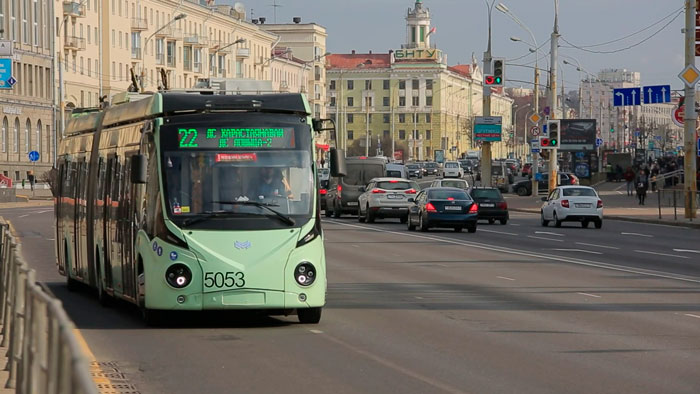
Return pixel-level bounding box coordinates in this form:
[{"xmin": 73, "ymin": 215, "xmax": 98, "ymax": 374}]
[
  {"xmin": 294, "ymin": 262, "xmax": 316, "ymax": 286},
  {"xmin": 165, "ymin": 263, "xmax": 192, "ymax": 289}
]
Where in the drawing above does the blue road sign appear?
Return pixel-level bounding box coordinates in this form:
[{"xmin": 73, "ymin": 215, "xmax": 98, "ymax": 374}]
[
  {"xmin": 575, "ymin": 152, "xmax": 585, "ymax": 159},
  {"xmin": 642, "ymin": 85, "xmax": 671, "ymax": 104},
  {"xmin": 613, "ymin": 87, "xmax": 641, "ymax": 107},
  {"xmin": 28, "ymin": 151, "xmax": 39, "ymax": 162},
  {"xmin": 531, "ymin": 148, "xmax": 540, "ymax": 153},
  {"xmin": 633, "ymin": 131, "xmax": 640, "ymax": 137},
  {"xmin": 541, "ymin": 124, "xmax": 548, "ymax": 136},
  {"xmin": 655, "ymin": 135, "xmax": 662, "ymax": 140},
  {"xmin": 629, "ymin": 143, "xmax": 637, "ymax": 149},
  {"xmin": 595, "ymin": 138, "xmax": 603, "ymax": 147},
  {"xmin": 697, "ymin": 138, "xmax": 700, "ymax": 156},
  {"xmin": 0, "ymin": 59, "xmax": 12, "ymax": 90}
]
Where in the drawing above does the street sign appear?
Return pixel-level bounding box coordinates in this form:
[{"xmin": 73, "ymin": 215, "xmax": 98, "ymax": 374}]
[
  {"xmin": 575, "ymin": 152, "xmax": 585, "ymax": 159},
  {"xmin": 543, "ymin": 107, "xmax": 550, "ymax": 116},
  {"xmin": 697, "ymin": 138, "xmax": 700, "ymax": 156},
  {"xmin": 595, "ymin": 138, "xmax": 603, "ymax": 147},
  {"xmin": 613, "ymin": 87, "xmax": 641, "ymax": 106},
  {"xmin": 474, "ymin": 116, "xmax": 503, "ymax": 142},
  {"xmin": 530, "ymin": 126, "xmax": 540, "ymax": 136},
  {"xmin": 642, "ymin": 85, "xmax": 671, "ymax": 104},
  {"xmin": 633, "ymin": 130, "xmax": 640, "ymax": 137},
  {"xmin": 0, "ymin": 59, "xmax": 12, "ymax": 90},
  {"xmin": 529, "ymin": 113, "xmax": 541, "ymax": 124},
  {"xmin": 655, "ymin": 135, "xmax": 662, "ymax": 140},
  {"xmin": 679, "ymin": 64, "xmax": 700, "ymax": 88},
  {"xmin": 672, "ymin": 105, "xmax": 684, "ymax": 127},
  {"xmin": 28, "ymin": 151, "xmax": 39, "ymax": 162},
  {"xmin": 0, "ymin": 40, "xmax": 12, "ymax": 57},
  {"xmin": 541, "ymin": 124, "xmax": 548, "ymax": 136}
]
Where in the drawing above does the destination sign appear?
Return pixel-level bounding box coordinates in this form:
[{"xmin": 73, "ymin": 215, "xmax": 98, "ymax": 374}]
[{"xmin": 177, "ymin": 127, "xmax": 295, "ymax": 149}]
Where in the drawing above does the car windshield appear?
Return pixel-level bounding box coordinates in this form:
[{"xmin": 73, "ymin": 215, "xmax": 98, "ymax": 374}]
[
  {"xmin": 386, "ymin": 170, "xmax": 403, "ymax": 178},
  {"xmin": 343, "ymin": 163, "xmax": 385, "ymax": 185},
  {"xmin": 562, "ymin": 188, "xmax": 598, "ymax": 197},
  {"xmin": 429, "ymin": 190, "xmax": 471, "ymax": 200},
  {"xmin": 376, "ymin": 181, "xmax": 418, "ymax": 190},
  {"xmin": 406, "ymin": 164, "xmax": 419, "ymax": 169},
  {"xmin": 471, "ymin": 189, "xmax": 502, "ymax": 199},
  {"xmin": 491, "ymin": 166, "xmax": 504, "ymax": 176},
  {"xmin": 441, "ymin": 180, "xmax": 467, "ymax": 188},
  {"xmin": 425, "ymin": 163, "xmax": 438, "ymax": 168},
  {"xmin": 445, "ymin": 162, "xmax": 458, "ymax": 168}
]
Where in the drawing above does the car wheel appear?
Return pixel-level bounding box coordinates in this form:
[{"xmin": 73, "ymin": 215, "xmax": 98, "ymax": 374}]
[
  {"xmin": 400, "ymin": 215, "xmax": 408, "ymax": 224},
  {"xmin": 454, "ymin": 226, "xmax": 463, "ymax": 233},
  {"xmin": 595, "ymin": 220, "xmax": 603, "ymax": 229},
  {"xmin": 324, "ymin": 205, "xmax": 332, "ymax": 218},
  {"xmin": 541, "ymin": 211, "xmax": 549, "ymax": 227},
  {"xmin": 582, "ymin": 220, "xmax": 589, "ymax": 228},
  {"xmin": 554, "ymin": 212, "xmax": 562, "ymax": 228},
  {"xmin": 419, "ymin": 214, "xmax": 429, "ymax": 232},
  {"xmin": 516, "ymin": 187, "xmax": 528, "ymax": 196},
  {"xmin": 488, "ymin": 218, "xmax": 495, "ymax": 224},
  {"xmin": 366, "ymin": 205, "xmax": 375, "ymax": 223},
  {"xmin": 407, "ymin": 216, "xmax": 416, "ymax": 231},
  {"xmin": 358, "ymin": 206, "xmax": 365, "ymax": 222},
  {"xmin": 500, "ymin": 219, "xmax": 508, "ymax": 225},
  {"xmin": 467, "ymin": 224, "xmax": 477, "ymax": 233}
]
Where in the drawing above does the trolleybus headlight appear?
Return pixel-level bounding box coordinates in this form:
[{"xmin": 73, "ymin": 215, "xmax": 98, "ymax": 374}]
[
  {"xmin": 166, "ymin": 264, "xmax": 192, "ymax": 289},
  {"xmin": 294, "ymin": 262, "xmax": 316, "ymax": 286}
]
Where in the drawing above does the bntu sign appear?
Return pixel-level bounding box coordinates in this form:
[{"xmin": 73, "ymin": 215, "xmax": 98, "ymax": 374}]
[{"xmin": 394, "ymin": 49, "xmax": 442, "ymax": 61}]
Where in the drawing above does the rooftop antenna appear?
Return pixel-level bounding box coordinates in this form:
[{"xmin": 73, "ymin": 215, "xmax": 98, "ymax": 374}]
[{"xmin": 269, "ymin": 0, "xmax": 282, "ymax": 23}]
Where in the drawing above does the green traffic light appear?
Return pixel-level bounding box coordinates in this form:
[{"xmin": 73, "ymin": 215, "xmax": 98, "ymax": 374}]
[
  {"xmin": 550, "ymin": 139, "xmax": 557, "ymax": 146},
  {"xmin": 495, "ymin": 77, "xmax": 502, "ymax": 84}
]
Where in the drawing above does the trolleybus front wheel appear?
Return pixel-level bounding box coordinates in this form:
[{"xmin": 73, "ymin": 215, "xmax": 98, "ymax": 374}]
[{"xmin": 297, "ymin": 307, "xmax": 322, "ymax": 324}]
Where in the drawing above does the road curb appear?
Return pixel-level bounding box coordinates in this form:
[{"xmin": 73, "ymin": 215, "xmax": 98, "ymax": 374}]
[{"xmin": 509, "ymin": 208, "xmax": 700, "ymax": 229}]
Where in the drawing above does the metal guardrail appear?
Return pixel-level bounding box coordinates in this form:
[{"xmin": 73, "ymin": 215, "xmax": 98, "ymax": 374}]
[
  {"xmin": 0, "ymin": 221, "xmax": 97, "ymax": 394},
  {"xmin": 656, "ymin": 189, "xmax": 700, "ymax": 221}
]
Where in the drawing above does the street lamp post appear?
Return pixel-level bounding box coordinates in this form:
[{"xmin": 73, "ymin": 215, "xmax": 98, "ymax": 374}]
[
  {"xmin": 141, "ymin": 13, "xmax": 187, "ymax": 92},
  {"xmin": 514, "ymin": 103, "xmax": 531, "ymax": 159}
]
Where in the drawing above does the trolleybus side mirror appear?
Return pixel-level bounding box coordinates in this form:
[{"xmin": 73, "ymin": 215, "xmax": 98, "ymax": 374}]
[
  {"xmin": 330, "ymin": 148, "xmax": 347, "ymax": 178},
  {"xmin": 131, "ymin": 155, "xmax": 148, "ymax": 184}
]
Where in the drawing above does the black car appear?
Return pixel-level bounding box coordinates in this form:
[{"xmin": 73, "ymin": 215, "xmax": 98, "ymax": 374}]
[
  {"xmin": 469, "ymin": 187, "xmax": 508, "ymax": 224},
  {"xmin": 319, "ymin": 179, "xmax": 329, "ymax": 211},
  {"xmin": 423, "ymin": 162, "xmax": 440, "ymax": 176},
  {"xmin": 512, "ymin": 173, "xmax": 577, "ymax": 196},
  {"xmin": 407, "ymin": 187, "xmax": 478, "ymax": 233},
  {"xmin": 406, "ymin": 163, "xmax": 423, "ymax": 178}
]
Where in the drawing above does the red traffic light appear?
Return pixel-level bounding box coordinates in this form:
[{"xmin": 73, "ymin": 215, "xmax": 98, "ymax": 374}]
[
  {"xmin": 485, "ymin": 76, "xmax": 495, "ymax": 85},
  {"xmin": 540, "ymin": 138, "xmax": 550, "ymax": 146}
]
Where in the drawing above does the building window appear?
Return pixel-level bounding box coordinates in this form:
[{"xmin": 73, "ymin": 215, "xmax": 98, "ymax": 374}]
[
  {"xmin": 329, "ymin": 80, "xmax": 336, "ymax": 90},
  {"xmin": 383, "ymin": 114, "xmax": 390, "ymax": 123},
  {"xmin": 399, "ymin": 96, "xmax": 406, "ymax": 106},
  {"xmin": 399, "ymin": 130, "xmax": 406, "ymax": 139},
  {"xmin": 330, "ymin": 97, "xmax": 336, "ymax": 107},
  {"xmin": 383, "ymin": 97, "xmax": 389, "ymax": 107},
  {"xmin": 347, "ymin": 80, "xmax": 353, "ymax": 90},
  {"xmin": 0, "ymin": 1, "xmax": 5, "ymax": 39},
  {"xmin": 24, "ymin": 118, "xmax": 31, "ymax": 152},
  {"xmin": 426, "ymin": 79, "xmax": 433, "ymax": 90},
  {"xmin": 412, "ymin": 79, "xmax": 419, "ymax": 89},
  {"xmin": 426, "ymin": 130, "xmax": 431, "ymax": 140},
  {"xmin": 22, "ymin": 0, "xmax": 28, "ymax": 43},
  {"xmin": 420, "ymin": 26, "xmax": 425, "ymax": 43},
  {"xmin": 425, "ymin": 114, "xmax": 431, "ymax": 123},
  {"xmin": 13, "ymin": 118, "xmax": 19, "ymax": 153},
  {"xmin": 347, "ymin": 97, "xmax": 353, "ymax": 107},
  {"xmin": 36, "ymin": 120, "xmax": 41, "ymax": 154},
  {"xmin": 348, "ymin": 130, "xmax": 354, "ymax": 140},
  {"xmin": 383, "ymin": 130, "xmax": 390, "ymax": 139},
  {"xmin": 412, "ymin": 96, "xmax": 419, "ymax": 106},
  {"xmin": 195, "ymin": 49, "xmax": 203, "ymax": 73},
  {"xmin": 1, "ymin": 117, "xmax": 7, "ymax": 152},
  {"xmin": 399, "ymin": 114, "xmax": 405, "ymax": 123},
  {"xmin": 426, "ymin": 96, "xmax": 433, "ymax": 107},
  {"xmin": 399, "ymin": 80, "xmax": 406, "ymax": 89},
  {"xmin": 183, "ymin": 45, "xmax": 192, "ymax": 71},
  {"xmin": 347, "ymin": 114, "xmax": 353, "ymax": 123},
  {"xmin": 9, "ymin": 0, "xmax": 16, "ymax": 42},
  {"xmin": 365, "ymin": 80, "xmax": 372, "ymax": 90},
  {"xmin": 32, "ymin": 0, "xmax": 38, "ymax": 46},
  {"xmin": 365, "ymin": 96, "xmax": 372, "ymax": 107},
  {"xmin": 383, "ymin": 80, "xmax": 390, "ymax": 90}
]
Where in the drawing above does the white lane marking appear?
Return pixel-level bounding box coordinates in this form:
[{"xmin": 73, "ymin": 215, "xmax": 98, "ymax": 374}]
[
  {"xmin": 673, "ymin": 249, "xmax": 700, "ymax": 254},
  {"xmin": 351, "ymin": 244, "xmax": 360, "ymax": 248},
  {"xmin": 509, "ymin": 223, "xmax": 521, "ymax": 226},
  {"xmin": 535, "ymin": 231, "xmax": 565, "ymax": 237},
  {"xmin": 309, "ymin": 329, "xmax": 324, "ymax": 334},
  {"xmin": 326, "ymin": 220, "xmax": 700, "ymax": 284},
  {"xmin": 45, "ymin": 238, "xmax": 55, "ymax": 241},
  {"xmin": 616, "ymin": 191, "xmax": 624, "ymax": 195},
  {"xmin": 479, "ymin": 228, "xmax": 519, "ymax": 236},
  {"xmin": 528, "ymin": 235, "xmax": 564, "ymax": 242},
  {"xmin": 497, "ymin": 276, "xmax": 515, "ymax": 281},
  {"xmin": 634, "ymin": 250, "xmax": 689, "ymax": 259},
  {"xmin": 621, "ymin": 232, "xmax": 654, "ymax": 238},
  {"xmin": 551, "ymin": 248, "xmax": 603, "ymax": 255},
  {"xmin": 575, "ymin": 242, "xmax": 620, "ymax": 250},
  {"xmin": 414, "ymin": 296, "xmax": 424, "ymax": 299},
  {"xmin": 578, "ymin": 292, "xmax": 602, "ymax": 298},
  {"xmin": 18, "ymin": 214, "xmax": 30, "ymax": 218},
  {"xmin": 36, "ymin": 210, "xmax": 53, "ymax": 214},
  {"xmin": 614, "ymin": 184, "xmax": 625, "ymax": 192},
  {"xmin": 685, "ymin": 314, "xmax": 700, "ymax": 319}
]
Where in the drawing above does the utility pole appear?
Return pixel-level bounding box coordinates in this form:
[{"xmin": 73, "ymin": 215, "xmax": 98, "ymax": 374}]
[
  {"xmin": 481, "ymin": 0, "xmax": 496, "ymax": 187},
  {"xmin": 683, "ymin": 0, "xmax": 698, "ymax": 218},
  {"xmin": 365, "ymin": 95, "xmax": 370, "ymax": 156},
  {"xmin": 548, "ymin": 0, "xmax": 560, "ymax": 193}
]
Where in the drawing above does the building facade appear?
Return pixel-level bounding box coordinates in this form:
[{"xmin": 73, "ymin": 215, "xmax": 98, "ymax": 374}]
[
  {"xmin": 0, "ymin": 0, "xmax": 55, "ymax": 182},
  {"xmin": 326, "ymin": 0, "xmax": 513, "ymax": 161}
]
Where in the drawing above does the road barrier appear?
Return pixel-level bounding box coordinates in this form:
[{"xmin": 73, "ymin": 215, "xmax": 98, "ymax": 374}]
[
  {"xmin": 0, "ymin": 220, "xmax": 97, "ymax": 394},
  {"xmin": 656, "ymin": 189, "xmax": 700, "ymax": 221}
]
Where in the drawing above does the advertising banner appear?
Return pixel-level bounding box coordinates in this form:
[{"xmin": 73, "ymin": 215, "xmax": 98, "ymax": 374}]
[
  {"xmin": 560, "ymin": 119, "xmax": 596, "ymax": 151},
  {"xmin": 434, "ymin": 149, "xmax": 445, "ymax": 163}
]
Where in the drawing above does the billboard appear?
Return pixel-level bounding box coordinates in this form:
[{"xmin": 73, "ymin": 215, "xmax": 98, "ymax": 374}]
[
  {"xmin": 434, "ymin": 149, "xmax": 445, "ymax": 163},
  {"xmin": 560, "ymin": 119, "xmax": 596, "ymax": 151},
  {"xmin": 474, "ymin": 116, "xmax": 503, "ymax": 142}
]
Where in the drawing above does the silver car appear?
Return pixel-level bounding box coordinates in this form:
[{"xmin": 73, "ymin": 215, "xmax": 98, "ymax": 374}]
[
  {"xmin": 357, "ymin": 177, "xmax": 420, "ymax": 223},
  {"xmin": 430, "ymin": 178, "xmax": 470, "ymax": 190}
]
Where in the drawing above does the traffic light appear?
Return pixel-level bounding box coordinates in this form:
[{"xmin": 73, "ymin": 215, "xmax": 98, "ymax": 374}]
[
  {"xmin": 541, "ymin": 120, "xmax": 560, "ymax": 149},
  {"xmin": 610, "ymin": 127, "xmax": 614, "ymax": 133},
  {"xmin": 492, "ymin": 58, "xmax": 505, "ymax": 86}
]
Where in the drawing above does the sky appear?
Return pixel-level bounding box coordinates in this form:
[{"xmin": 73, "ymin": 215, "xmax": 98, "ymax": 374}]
[{"xmin": 231, "ymin": 0, "xmax": 687, "ymax": 92}]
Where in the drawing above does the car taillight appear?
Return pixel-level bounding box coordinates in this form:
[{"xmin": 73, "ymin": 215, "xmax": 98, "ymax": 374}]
[
  {"xmin": 371, "ymin": 189, "xmax": 386, "ymax": 194},
  {"xmin": 447, "ymin": 197, "xmax": 454, "ymax": 201},
  {"xmin": 468, "ymin": 203, "xmax": 478, "ymax": 214},
  {"xmin": 425, "ymin": 203, "xmax": 437, "ymax": 212},
  {"xmin": 405, "ymin": 189, "xmax": 417, "ymax": 194},
  {"xmin": 561, "ymin": 199, "xmax": 570, "ymax": 208},
  {"xmin": 597, "ymin": 200, "xmax": 603, "ymax": 208},
  {"xmin": 337, "ymin": 184, "xmax": 342, "ymax": 199},
  {"xmin": 320, "ymin": 189, "xmax": 327, "ymax": 195},
  {"xmin": 389, "ymin": 180, "xmax": 399, "ymax": 183},
  {"xmin": 498, "ymin": 202, "xmax": 507, "ymax": 209}
]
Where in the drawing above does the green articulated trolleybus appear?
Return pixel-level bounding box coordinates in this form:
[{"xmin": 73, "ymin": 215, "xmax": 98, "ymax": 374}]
[{"xmin": 54, "ymin": 90, "xmax": 345, "ymax": 324}]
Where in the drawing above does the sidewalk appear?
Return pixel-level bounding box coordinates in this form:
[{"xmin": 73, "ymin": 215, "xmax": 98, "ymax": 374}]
[
  {"xmin": 0, "ymin": 200, "xmax": 53, "ymax": 209},
  {"xmin": 505, "ymin": 181, "xmax": 700, "ymax": 229},
  {"xmin": 0, "ymin": 329, "xmax": 14, "ymax": 393}
]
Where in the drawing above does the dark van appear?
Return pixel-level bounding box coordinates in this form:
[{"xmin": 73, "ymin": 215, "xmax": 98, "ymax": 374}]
[{"xmin": 325, "ymin": 157, "xmax": 386, "ymax": 217}]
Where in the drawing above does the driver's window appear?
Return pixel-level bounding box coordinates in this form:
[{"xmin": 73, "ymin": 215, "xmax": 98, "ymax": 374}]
[
  {"xmin": 547, "ymin": 190, "xmax": 557, "ymax": 201},
  {"xmin": 416, "ymin": 192, "xmax": 425, "ymax": 203}
]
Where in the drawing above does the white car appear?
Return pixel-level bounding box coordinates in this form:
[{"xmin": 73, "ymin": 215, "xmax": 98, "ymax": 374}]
[
  {"xmin": 357, "ymin": 177, "xmax": 420, "ymax": 223},
  {"xmin": 541, "ymin": 186, "xmax": 603, "ymax": 228},
  {"xmin": 442, "ymin": 161, "xmax": 463, "ymax": 178},
  {"xmin": 430, "ymin": 178, "xmax": 469, "ymax": 190}
]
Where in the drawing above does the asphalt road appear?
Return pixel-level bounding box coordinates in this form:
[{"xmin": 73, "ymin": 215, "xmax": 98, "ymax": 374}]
[{"xmin": 1, "ymin": 202, "xmax": 700, "ymax": 394}]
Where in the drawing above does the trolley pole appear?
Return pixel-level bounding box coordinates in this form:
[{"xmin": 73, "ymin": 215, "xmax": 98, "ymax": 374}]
[{"xmin": 683, "ymin": 0, "xmax": 698, "ymax": 218}]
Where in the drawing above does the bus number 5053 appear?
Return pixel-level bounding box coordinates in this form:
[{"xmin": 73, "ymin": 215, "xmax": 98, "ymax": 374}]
[{"xmin": 204, "ymin": 272, "xmax": 246, "ymax": 289}]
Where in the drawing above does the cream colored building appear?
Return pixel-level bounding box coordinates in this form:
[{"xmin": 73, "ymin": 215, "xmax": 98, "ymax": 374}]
[{"xmin": 0, "ymin": 0, "xmax": 55, "ymax": 182}]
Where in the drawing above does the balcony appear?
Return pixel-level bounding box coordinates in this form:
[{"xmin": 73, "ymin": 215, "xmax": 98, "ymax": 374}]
[
  {"xmin": 155, "ymin": 26, "xmax": 182, "ymax": 39},
  {"xmin": 236, "ymin": 48, "xmax": 250, "ymax": 58},
  {"xmin": 279, "ymin": 81, "xmax": 289, "ymax": 92},
  {"xmin": 63, "ymin": 1, "xmax": 86, "ymax": 18},
  {"xmin": 184, "ymin": 34, "xmax": 208, "ymax": 46},
  {"xmin": 131, "ymin": 48, "xmax": 142, "ymax": 60},
  {"xmin": 131, "ymin": 17, "xmax": 148, "ymax": 31},
  {"xmin": 64, "ymin": 36, "xmax": 86, "ymax": 51},
  {"xmin": 209, "ymin": 40, "xmax": 231, "ymax": 54},
  {"xmin": 184, "ymin": 61, "xmax": 192, "ymax": 72},
  {"xmin": 193, "ymin": 62, "xmax": 202, "ymax": 73},
  {"xmin": 155, "ymin": 53, "xmax": 164, "ymax": 65}
]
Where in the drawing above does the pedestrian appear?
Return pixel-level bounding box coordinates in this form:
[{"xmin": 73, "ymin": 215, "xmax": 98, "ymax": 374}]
[
  {"xmin": 650, "ymin": 163, "xmax": 659, "ymax": 192},
  {"xmin": 624, "ymin": 167, "xmax": 635, "ymax": 196},
  {"xmin": 636, "ymin": 169, "xmax": 648, "ymax": 205}
]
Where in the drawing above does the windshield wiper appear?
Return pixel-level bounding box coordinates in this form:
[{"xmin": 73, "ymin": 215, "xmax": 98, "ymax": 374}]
[
  {"xmin": 211, "ymin": 201, "xmax": 296, "ymax": 226},
  {"xmin": 181, "ymin": 210, "xmax": 242, "ymax": 227}
]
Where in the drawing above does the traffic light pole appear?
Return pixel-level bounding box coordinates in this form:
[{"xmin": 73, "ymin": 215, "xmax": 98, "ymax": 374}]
[
  {"xmin": 548, "ymin": 0, "xmax": 560, "ymax": 193},
  {"xmin": 481, "ymin": 2, "xmax": 495, "ymax": 188},
  {"xmin": 683, "ymin": 0, "xmax": 698, "ymax": 218}
]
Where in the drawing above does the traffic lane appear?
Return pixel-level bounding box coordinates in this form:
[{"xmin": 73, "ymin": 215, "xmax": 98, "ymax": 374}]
[{"xmin": 322, "ymin": 220, "xmax": 700, "ymax": 394}]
